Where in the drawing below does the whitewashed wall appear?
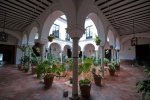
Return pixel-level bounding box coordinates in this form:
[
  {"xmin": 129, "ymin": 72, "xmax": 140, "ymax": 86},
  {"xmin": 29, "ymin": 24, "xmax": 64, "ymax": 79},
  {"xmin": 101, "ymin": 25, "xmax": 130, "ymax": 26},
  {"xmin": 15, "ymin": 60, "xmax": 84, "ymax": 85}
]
[{"xmin": 119, "ymin": 38, "xmax": 150, "ymax": 60}]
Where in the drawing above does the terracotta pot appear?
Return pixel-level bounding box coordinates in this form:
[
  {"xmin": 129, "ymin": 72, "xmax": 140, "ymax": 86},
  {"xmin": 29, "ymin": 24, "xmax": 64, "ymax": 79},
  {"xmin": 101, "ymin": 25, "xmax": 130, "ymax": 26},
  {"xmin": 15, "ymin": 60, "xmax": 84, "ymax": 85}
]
[
  {"xmin": 44, "ymin": 74, "xmax": 54, "ymax": 89},
  {"xmin": 18, "ymin": 64, "xmax": 22, "ymax": 70},
  {"xmin": 48, "ymin": 37, "xmax": 54, "ymax": 42},
  {"xmin": 109, "ymin": 69, "xmax": 115, "ymax": 76},
  {"xmin": 79, "ymin": 83, "xmax": 91, "ymax": 98},
  {"xmin": 31, "ymin": 67, "xmax": 36, "ymax": 74},
  {"xmin": 115, "ymin": 65, "xmax": 120, "ymax": 70},
  {"xmin": 24, "ymin": 68, "xmax": 29, "ymax": 73},
  {"xmin": 104, "ymin": 63, "xmax": 108, "ymax": 66},
  {"xmin": 94, "ymin": 76, "xmax": 101, "ymax": 86},
  {"xmin": 96, "ymin": 41, "xmax": 100, "ymax": 45},
  {"xmin": 37, "ymin": 74, "xmax": 41, "ymax": 78}
]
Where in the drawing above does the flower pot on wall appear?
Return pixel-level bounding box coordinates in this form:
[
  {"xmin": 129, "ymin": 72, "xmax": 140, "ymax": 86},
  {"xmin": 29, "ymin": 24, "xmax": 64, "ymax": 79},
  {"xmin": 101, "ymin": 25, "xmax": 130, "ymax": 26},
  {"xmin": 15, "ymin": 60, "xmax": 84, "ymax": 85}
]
[
  {"xmin": 96, "ymin": 41, "xmax": 100, "ymax": 45},
  {"xmin": 48, "ymin": 37, "xmax": 54, "ymax": 42}
]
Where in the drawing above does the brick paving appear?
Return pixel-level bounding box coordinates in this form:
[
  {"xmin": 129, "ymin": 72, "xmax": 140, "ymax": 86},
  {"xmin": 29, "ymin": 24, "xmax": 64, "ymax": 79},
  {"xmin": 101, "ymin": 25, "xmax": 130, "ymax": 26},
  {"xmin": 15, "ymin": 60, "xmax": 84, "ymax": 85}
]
[{"xmin": 0, "ymin": 64, "xmax": 149, "ymax": 100}]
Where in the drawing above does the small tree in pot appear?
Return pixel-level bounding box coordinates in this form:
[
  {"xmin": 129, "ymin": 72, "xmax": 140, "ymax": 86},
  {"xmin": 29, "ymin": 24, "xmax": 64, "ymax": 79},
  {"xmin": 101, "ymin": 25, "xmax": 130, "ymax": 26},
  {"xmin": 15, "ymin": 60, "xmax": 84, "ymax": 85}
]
[
  {"xmin": 78, "ymin": 57, "xmax": 93, "ymax": 98},
  {"xmin": 93, "ymin": 35, "xmax": 101, "ymax": 45},
  {"xmin": 108, "ymin": 61, "xmax": 116, "ymax": 76}
]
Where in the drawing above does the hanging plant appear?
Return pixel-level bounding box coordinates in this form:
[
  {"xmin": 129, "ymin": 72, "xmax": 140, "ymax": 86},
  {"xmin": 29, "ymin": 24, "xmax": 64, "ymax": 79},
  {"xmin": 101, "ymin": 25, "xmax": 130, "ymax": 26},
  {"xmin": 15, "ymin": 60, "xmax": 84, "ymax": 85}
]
[
  {"xmin": 93, "ymin": 35, "xmax": 101, "ymax": 45},
  {"xmin": 47, "ymin": 33, "xmax": 55, "ymax": 42}
]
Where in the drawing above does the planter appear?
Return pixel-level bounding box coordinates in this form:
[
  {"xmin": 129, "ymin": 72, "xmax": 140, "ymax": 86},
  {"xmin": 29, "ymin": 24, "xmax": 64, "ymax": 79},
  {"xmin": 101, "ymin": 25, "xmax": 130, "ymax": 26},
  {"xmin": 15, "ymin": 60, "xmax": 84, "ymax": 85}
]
[
  {"xmin": 104, "ymin": 63, "xmax": 108, "ymax": 66},
  {"xmin": 48, "ymin": 37, "xmax": 54, "ymax": 42},
  {"xmin": 31, "ymin": 67, "xmax": 36, "ymax": 74},
  {"xmin": 44, "ymin": 74, "xmax": 54, "ymax": 89},
  {"xmin": 110, "ymin": 46, "xmax": 113, "ymax": 50},
  {"xmin": 109, "ymin": 69, "xmax": 115, "ymax": 76},
  {"xmin": 37, "ymin": 74, "xmax": 41, "ymax": 78},
  {"xmin": 94, "ymin": 76, "xmax": 101, "ymax": 86},
  {"xmin": 115, "ymin": 64, "xmax": 120, "ymax": 70},
  {"xmin": 96, "ymin": 41, "xmax": 100, "ymax": 45},
  {"xmin": 69, "ymin": 78, "xmax": 73, "ymax": 84},
  {"xmin": 79, "ymin": 83, "xmax": 91, "ymax": 98},
  {"xmin": 24, "ymin": 68, "xmax": 29, "ymax": 73},
  {"xmin": 18, "ymin": 64, "xmax": 22, "ymax": 70}
]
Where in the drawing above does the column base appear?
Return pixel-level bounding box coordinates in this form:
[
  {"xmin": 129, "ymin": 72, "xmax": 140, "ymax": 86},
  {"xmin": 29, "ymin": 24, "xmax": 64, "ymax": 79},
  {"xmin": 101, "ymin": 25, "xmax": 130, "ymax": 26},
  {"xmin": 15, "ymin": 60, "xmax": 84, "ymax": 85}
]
[{"xmin": 69, "ymin": 94, "xmax": 80, "ymax": 100}]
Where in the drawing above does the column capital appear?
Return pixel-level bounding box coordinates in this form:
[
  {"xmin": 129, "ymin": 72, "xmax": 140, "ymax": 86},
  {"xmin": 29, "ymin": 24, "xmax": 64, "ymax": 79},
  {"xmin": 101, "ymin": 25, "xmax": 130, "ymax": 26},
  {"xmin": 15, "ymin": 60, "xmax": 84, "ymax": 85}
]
[{"xmin": 66, "ymin": 24, "xmax": 85, "ymax": 39}]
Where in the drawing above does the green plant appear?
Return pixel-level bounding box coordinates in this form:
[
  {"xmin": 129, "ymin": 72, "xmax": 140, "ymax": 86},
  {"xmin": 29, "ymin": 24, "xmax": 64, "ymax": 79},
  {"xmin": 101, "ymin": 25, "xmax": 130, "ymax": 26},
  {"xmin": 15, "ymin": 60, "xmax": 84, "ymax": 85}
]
[
  {"xmin": 104, "ymin": 58, "xmax": 109, "ymax": 63},
  {"xmin": 17, "ymin": 44, "xmax": 27, "ymax": 52},
  {"xmin": 136, "ymin": 67, "xmax": 150, "ymax": 100},
  {"xmin": 79, "ymin": 78, "xmax": 90, "ymax": 85},
  {"xmin": 68, "ymin": 58, "xmax": 73, "ymax": 71},
  {"xmin": 47, "ymin": 33, "xmax": 55, "ymax": 39},
  {"xmin": 69, "ymin": 76, "xmax": 73, "ymax": 80},
  {"xmin": 93, "ymin": 35, "xmax": 101, "ymax": 43},
  {"xmin": 108, "ymin": 60, "xmax": 116, "ymax": 70}
]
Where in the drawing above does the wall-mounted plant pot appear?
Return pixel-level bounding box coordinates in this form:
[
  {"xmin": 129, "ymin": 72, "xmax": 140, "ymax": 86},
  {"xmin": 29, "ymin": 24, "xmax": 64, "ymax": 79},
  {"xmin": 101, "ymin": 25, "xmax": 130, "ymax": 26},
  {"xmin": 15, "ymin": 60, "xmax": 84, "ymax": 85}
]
[
  {"xmin": 48, "ymin": 37, "xmax": 54, "ymax": 42},
  {"xmin": 96, "ymin": 41, "xmax": 100, "ymax": 45}
]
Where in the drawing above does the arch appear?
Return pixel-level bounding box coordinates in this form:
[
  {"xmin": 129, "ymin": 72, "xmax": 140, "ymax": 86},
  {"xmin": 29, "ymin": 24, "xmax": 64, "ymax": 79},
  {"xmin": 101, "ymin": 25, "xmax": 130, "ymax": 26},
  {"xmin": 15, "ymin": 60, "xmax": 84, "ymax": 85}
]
[
  {"xmin": 0, "ymin": 28, "xmax": 21, "ymax": 41},
  {"xmin": 121, "ymin": 32, "xmax": 150, "ymax": 44},
  {"xmin": 40, "ymin": 10, "xmax": 66, "ymax": 41},
  {"xmin": 63, "ymin": 44, "xmax": 72, "ymax": 51},
  {"xmin": 28, "ymin": 27, "xmax": 38, "ymax": 45},
  {"xmin": 49, "ymin": 42, "xmax": 61, "ymax": 51},
  {"xmin": 107, "ymin": 30, "xmax": 115, "ymax": 46},
  {"xmin": 116, "ymin": 37, "xmax": 120, "ymax": 49},
  {"xmin": 83, "ymin": 43, "xmax": 95, "ymax": 51},
  {"xmin": 84, "ymin": 43, "xmax": 95, "ymax": 57},
  {"xmin": 76, "ymin": 2, "xmax": 107, "ymax": 42},
  {"xmin": 22, "ymin": 32, "xmax": 28, "ymax": 44},
  {"xmin": 49, "ymin": 42, "xmax": 61, "ymax": 58}
]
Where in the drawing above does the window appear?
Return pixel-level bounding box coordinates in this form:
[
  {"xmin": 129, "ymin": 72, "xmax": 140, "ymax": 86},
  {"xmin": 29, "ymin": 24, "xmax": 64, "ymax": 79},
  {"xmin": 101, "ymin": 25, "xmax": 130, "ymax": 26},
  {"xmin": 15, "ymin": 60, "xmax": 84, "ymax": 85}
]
[
  {"xmin": 65, "ymin": 33, "xmax": 70, "ymax": 41},
  {"xmin": 86, "ymin": 25, "xmax": 93, "ymax": 39},
  {"xmin": 52, "ymin": 24, "xmax": 59, "ymax": 38}
]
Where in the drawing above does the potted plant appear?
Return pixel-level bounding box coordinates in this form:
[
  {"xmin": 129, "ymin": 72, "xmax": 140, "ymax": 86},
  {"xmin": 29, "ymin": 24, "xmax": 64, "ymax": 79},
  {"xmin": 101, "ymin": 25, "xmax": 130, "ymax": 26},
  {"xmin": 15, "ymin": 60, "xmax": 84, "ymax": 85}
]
[
  {"xmin": 69, "ymin": 76, "xmax": 73, "ymax": 84},
  {"xmin": 93, "ymin": 35, "xmax": 101, "ymax": 45},
  {"xmin": 114, "ymin": 59, "xmax": 120, "ymax": 70},
  {"xmin": 108, "ymin": 61, "xmax": 116, "ymax": 76},
  {"xmin": 78, "ymin": 57, "xmax": 93, "ymax": 98},
  {"xmin": 104, "ymin": 58, "xmax": 109, "ymax": 66},
  {"xmin": 47, "ymin": 33, "xmax": 55, "ymax": 42},
  {"xmin": 136, "ymin": 67, "xmax": 150, "ymax": 100},
  {"xmin": 40, "ymin": 60, "xmax": 66, "ymax": 89}
]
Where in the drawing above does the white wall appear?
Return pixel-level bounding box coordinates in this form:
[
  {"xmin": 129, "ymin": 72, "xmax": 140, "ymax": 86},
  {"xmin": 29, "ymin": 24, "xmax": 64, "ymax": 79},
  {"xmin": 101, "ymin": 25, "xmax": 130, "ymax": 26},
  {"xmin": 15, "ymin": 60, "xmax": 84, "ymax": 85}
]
[
  {"xmin": 119, "ymin": 38, "xmax": 150, "ymax": 60},
  {"xmin": 80, "ymin": 18, "xmax": 98, "ymax": 41}
]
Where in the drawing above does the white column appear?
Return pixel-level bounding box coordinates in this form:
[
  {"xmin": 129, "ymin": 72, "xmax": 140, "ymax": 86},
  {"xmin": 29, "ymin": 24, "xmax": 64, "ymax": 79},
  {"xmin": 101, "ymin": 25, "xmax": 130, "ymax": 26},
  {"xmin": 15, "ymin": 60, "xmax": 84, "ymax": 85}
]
[
  {"xmin": 40, "ymin": 44, "xmax": 45, "ymax": 62},
  {"xmin": 95, "ymin": 50, "xmax": 98, "ymax": 61},
  {"xmin": 28, "ymin": 45, "xmax": 33, "ymax": 69},
  {"xmin": 82, "ymin": 50, "xmax": 84, "ymax": 64},
  {"xmin": 72, "ymin": 37, "xmax": 79, "ymax": 99},
  {"xmin": 101, "ymin": 46, "xmax": 105, "ymax": 78},
  {"xmin": 111, "ymin": 48, "xmax": 114, "ymax": 61},
  {"xmin": 117, "ymin": 50, "xmax": 120, "ymax": 63},
  {"xmin": 60, "ymin": 51, "xmax": 63, "ymax": 63}
]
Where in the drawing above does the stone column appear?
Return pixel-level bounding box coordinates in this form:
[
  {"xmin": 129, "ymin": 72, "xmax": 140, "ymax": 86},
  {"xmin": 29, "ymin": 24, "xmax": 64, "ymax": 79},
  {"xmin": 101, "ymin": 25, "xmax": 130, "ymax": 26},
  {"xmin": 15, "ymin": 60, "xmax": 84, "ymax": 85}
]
[
  {"xmin": 100, "ymin": 42, "xmax": 105, "ymax": 78},
  {"xmin": 82, "ymin": 50, "xmax": 84, "ymax": 64},
  {"xmin": 72, "ymin": 37, "xmax": 80, "ymax": 99},
  {"xmin": 28, "ymin": 45, "xmax": 33, "ymax": 69},
  {"xmin": 66, "ymin": 24, "xmax": 84, "ymax": 100},
  {"xmin": 40, "ymin": 44, "xmax": 45, "ymax": 62},
  {"xmin": 60, "ymin": 51, "xmax": 63, "ymax": 63},
  {"xmin": 117, "ymin": 49, "xmax": 120, "ymax": 63},
  {"xmin": 110, "ymin": 45, "xmax": 114, "ymax": 61},
  {"xmin": 95, "ymin": 50, "xmax": 98, "ymax": 61}
]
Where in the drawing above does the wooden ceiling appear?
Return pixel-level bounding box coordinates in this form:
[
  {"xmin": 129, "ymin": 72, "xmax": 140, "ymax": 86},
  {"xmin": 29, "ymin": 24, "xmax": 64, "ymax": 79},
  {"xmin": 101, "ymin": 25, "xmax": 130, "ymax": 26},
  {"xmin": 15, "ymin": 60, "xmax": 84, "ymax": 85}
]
[
  {"xmin": 0, "ymin": 0, "xmax": 149, "ymax": 36},
  {"xmin": 0, "ymin": 0, "xmax": 52, "ymax": 32},
  {"xmin": 95, "ymin": 0, "xmax": 150, "ymax": 36}
]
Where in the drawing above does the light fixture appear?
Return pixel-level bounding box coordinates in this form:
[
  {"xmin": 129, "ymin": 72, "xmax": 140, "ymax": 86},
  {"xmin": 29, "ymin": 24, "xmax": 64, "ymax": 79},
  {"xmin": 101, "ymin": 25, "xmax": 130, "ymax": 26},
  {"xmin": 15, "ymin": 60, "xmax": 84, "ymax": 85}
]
[
  {"xmin": 131, "ymin": 19, "xmax": 138, "ymax": 46},
  {"xmin": 0, "ymin": 12, "xmax": 8, "ymax": 42}
]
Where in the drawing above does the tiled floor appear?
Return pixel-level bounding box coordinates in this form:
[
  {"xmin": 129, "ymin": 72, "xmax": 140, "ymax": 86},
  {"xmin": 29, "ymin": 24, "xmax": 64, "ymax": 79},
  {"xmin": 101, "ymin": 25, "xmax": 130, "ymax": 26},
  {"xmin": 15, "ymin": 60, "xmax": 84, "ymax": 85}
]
[{"xmin": 0, "ymin": 64, "xmax": 149, "ymax": 100}]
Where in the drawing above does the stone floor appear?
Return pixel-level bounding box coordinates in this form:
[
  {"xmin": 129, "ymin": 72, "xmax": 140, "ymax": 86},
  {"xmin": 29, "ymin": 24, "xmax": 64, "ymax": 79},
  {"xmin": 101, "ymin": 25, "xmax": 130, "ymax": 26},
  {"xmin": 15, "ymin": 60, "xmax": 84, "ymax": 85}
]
[{"xmin": 0, "ymin": 64, "xmax": 149, "ymax": 100}]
